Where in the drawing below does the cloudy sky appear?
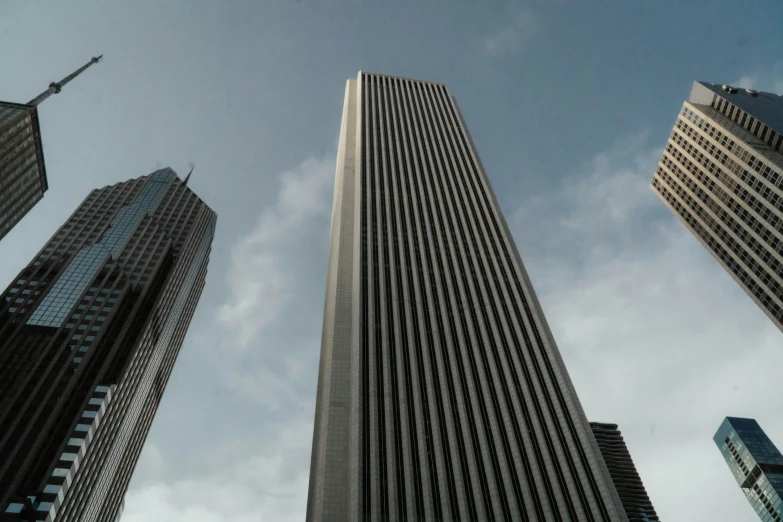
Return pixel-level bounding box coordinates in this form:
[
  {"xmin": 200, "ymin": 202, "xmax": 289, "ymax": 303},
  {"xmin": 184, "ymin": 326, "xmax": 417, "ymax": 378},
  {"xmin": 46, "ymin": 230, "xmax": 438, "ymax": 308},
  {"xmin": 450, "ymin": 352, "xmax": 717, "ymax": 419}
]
[{"xmin": 2, "ymin": 1, "xmax": 782, "ymax": 520}]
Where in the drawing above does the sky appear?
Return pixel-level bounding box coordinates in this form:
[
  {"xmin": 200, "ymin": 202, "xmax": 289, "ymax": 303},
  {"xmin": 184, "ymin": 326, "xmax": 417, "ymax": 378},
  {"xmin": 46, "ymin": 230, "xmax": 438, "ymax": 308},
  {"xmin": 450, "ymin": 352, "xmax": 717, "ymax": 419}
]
[{"xmin": 1, "ymin": 1, "xmax": 782, "ymax": 520}]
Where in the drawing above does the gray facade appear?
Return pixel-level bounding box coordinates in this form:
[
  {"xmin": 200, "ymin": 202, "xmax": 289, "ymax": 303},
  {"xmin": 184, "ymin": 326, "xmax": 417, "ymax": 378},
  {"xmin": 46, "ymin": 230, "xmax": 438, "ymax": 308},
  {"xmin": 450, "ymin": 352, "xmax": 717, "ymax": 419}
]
[
  {"xmin": 590, "ymin": 423, "xmax": 659, "ymax": 522},
  {"xmin": 651, "ymin": 82, "xmax": 783, "ymax": 331},
  {"xmin": 0, "ymin": 168, "xmax": 216, "ymax": 521},
  {"xmin": 307, "ymin": 72, "xmax": 627, "ymax": 521},
  {"xmin": 714, "ymin": 417, "xmax": 783, "ymax": 521}
]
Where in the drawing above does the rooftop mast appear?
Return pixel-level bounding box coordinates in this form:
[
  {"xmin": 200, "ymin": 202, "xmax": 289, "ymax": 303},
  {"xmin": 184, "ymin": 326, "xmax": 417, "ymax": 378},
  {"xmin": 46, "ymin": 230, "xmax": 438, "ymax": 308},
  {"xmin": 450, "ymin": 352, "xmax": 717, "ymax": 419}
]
[{"xmin": 28, "ymin": 55, "xmax": 103, "ymax": 107}]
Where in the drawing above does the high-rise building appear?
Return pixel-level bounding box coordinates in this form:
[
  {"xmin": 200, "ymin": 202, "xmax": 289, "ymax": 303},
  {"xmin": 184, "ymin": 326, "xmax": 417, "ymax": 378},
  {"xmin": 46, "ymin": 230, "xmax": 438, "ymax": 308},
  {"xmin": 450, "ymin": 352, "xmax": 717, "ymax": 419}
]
[
  {"xmin": 0, "ymin": 55, "xmax": 102, "ymax": 241},
  {"xmin": 651, "ymin": 81, "xmax": 783, "ymax": 331},
  {"xmin": 714, "ymin": 417, "xmax": 783, "ymax": 521},
  {"xmin": 306, "ymin": 72, "xmax": 627, "ymax": 521},
  {"xmin": 590, "ymin": 422, "xmax": 659, "ymax": 522},
  {"xmin": 0, "ymin": 168, "xmax": 216, "ymax": 521}
]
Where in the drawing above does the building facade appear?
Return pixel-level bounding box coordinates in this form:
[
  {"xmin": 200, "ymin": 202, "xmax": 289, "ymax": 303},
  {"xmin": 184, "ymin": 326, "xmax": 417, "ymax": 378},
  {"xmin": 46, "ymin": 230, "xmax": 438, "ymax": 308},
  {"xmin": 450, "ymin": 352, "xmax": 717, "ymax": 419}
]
[
  {"xmin": 714, "ymin": 417, "xmax": 783, "ymax": 521},
  {"xmin": 590, "ymin": 422, "xmax": 659, "ymax": 522},
  {"xmin": 0, "ymin": 56, "xmax": 101, "ymax": 241},
  {"xmin": 0, "ymin": 168, "xmax": 216, "ymax": 521},
  {"xmin": 306, "ymin": 72, "xmax": 627, "ymax": 521},
  {"xmin": 651, "ymin": 81, "xmax": 783, "ymax": 331}
]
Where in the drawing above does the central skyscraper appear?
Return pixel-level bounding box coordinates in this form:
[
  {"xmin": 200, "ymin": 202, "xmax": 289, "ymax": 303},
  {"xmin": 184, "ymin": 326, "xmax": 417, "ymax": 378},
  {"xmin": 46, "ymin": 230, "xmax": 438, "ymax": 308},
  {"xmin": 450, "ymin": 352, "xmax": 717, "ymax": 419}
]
[
  {"xmin": 0, "ymin": 168, "xmax": 215, "ymax": 521},
  {"xmin": 307, "ymin": 72, "xmax": 627, "ymax": 521}
]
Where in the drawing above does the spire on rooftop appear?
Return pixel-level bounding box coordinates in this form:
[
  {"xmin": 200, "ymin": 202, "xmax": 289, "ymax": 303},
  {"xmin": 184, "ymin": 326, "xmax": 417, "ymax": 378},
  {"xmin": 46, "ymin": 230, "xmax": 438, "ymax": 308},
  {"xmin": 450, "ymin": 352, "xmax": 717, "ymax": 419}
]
[
  {"xmin": 27, "ymin": 55, "xmax": 103, "ymax": 107},
  {"xmin": 184, "ymin": 165, "xmax": 194, "ymax": 186}
]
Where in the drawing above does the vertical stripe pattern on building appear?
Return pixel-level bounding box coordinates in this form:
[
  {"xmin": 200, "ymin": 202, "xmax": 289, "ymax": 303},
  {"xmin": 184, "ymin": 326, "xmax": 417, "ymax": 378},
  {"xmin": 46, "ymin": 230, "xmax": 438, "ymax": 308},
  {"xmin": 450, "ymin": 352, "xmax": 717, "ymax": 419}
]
[{"xmin": 307, "ymin": 72, "xmax": 628, "ymax": 522}]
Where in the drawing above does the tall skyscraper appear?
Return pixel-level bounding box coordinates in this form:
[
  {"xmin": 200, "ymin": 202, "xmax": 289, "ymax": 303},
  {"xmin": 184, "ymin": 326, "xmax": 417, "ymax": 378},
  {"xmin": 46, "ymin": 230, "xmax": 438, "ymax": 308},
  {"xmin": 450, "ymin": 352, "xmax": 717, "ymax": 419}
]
[
  {"xmin": 0, "ymin": 168, "xmax": 216, "ymax": 521},
  {"xmin": 714, "ymin": 417, "xmax": 783, "ymax": 520},
  {"xmin": 307, "ymin": 72, "xmax": 627, "ymax": 521},
  {"xmin": 590, "ymin": 422, "xmax": 659, "ymax": 522},
  {"xmin": 0, "ymin": 55, "xmax": 102, "ymax": 241},
  {"xmin": 651, "ymin": 81, "xmax": 783, "ymax": 331}
]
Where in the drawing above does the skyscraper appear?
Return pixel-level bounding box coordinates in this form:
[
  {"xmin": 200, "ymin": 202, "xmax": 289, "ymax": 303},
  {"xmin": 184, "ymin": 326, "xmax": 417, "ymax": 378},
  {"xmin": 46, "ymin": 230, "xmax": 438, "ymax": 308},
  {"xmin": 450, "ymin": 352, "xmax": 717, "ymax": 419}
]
[
  {"xmin": 651, "ymin": 81, "xmax": 783, "ymax": 331},
  {"xmin": 0, "ymin": 55, "xmax": 102, "ymax": 241},
  {"xmin": 307, "ymin": 72, "xmax": 627, "ymax": 521},
  {"xmin": 714, "ymin": 417, "xmax": 783, "ymax": 520},
  {"xmin": 590, "ymin": 422, "xmax": 659, "ymax": 522},
  {"xmin": 0, "ymin": 168, "xmax": 216, "ymax": 521}
]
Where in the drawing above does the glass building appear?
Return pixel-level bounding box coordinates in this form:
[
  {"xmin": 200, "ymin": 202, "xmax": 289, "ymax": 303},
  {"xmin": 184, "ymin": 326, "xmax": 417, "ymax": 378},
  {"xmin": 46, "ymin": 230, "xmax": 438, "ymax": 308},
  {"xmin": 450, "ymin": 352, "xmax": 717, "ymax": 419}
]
[
  {"xmin": 0, "ymin": 168, "xmax": 216, "ymax": 521},
  {"xmin": 715, "ymin": 417, "xmax": 783, "ymax": 521},
  {"xmin": 651, "ymin": 82, "xmax": 783, "ymax": 332},
  {"xmin": 306, "ymin": 72, "xmax": 628, "ymax": 521},
  {"xmin": 590, "ymin": 422, "xmax": 659, "ymax": 522},
  {"xmin": 0, "ymin": 56, "xmax": 101, "ymax": 241}
]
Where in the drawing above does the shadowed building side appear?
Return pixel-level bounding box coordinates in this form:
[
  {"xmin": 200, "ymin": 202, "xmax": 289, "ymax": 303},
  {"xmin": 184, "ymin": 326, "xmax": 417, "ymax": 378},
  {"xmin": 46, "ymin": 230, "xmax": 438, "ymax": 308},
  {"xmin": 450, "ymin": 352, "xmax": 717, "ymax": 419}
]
[
  {"xmin": 0, "ymin": 168, "xmax": 215, "ymax": 521},
  {"xmin": 590, "ymin": 423, "xmax": 660, "ymax": 522}
]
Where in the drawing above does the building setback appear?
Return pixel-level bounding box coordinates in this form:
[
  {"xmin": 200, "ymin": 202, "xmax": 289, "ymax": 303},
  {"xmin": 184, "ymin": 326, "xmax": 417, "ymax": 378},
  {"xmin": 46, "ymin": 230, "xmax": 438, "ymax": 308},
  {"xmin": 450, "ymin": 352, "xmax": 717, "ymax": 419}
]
[
  {"xmin": 0, "ymin": 168, "xmax": 216, "ymax": 521},
  {"xmin": 651, "ymin": 81, "xmax": 783, "ymax": 332},
  {"xmin": 306, "ymin": 72, "xmax": 627, "ymax": 521},
  {"xmin": 714, "ymin": 417, "xmax": 783, "ymax": 521},
  {"xmin": 590, "ymin": 422, "xmax": 659, "ymax": 522},
  {"xmin": 0, "ymin": 56, "xmax": 101, "ymax": 241}
]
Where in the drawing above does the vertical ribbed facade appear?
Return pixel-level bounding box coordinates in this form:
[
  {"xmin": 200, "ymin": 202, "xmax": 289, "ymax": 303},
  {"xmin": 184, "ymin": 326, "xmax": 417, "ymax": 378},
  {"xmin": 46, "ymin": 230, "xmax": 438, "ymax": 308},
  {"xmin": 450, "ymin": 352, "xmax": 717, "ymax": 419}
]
[
  {"xmin": 0, "ymin": 101, "xmax": 47, "ymax": 241},
  {"xmin": 651, "ymin": 82, "xmax": 783, "ymax": 332},
  {"xmin": 0, "ymin": 169, "xmax": 216, "ymax": 521},
  {"xmin": 589, "ymin": 423, "xmax": 659, "ymax": 522},
  {"xmin": 307, "ymin": 72, "xmax": 627, "ymax": 522},
  {"xmin": 714, "ymin": 417, "xmax": 783, "ymax": 521}
]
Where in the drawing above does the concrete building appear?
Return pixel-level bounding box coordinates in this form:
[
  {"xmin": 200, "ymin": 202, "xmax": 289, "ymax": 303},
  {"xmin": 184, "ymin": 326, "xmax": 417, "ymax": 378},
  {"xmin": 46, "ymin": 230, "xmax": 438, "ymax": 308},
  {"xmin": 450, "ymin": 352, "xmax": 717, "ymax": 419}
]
[
  {"xmin": 714, "ymin": 417, "xmax": 783, "ymax": 521},
  {"xmin": 306, "ymin": 72, "xmax": 628, "ymax": 521},
  {"xmin": 590, "ymin": 422, "xmax": 659, "ymax": 522},
  {"xmin": 0, "ymin": 56, "xmax": 101, "ymax": 241},
  {"xmin": 651, "ymin": 81, "xmax": 783, "ymax": 331},
  {"xmin": 0, "ymin": 168, "xmax": 216, "ymax": 521}
]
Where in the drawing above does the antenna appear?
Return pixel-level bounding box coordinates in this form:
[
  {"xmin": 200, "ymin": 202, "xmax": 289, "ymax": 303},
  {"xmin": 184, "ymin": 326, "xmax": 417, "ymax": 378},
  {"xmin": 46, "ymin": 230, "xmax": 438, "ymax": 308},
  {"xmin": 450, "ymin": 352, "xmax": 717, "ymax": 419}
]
[{"xmin": 28, "ymin": 55, "xmax": 103, "ymax": 107}]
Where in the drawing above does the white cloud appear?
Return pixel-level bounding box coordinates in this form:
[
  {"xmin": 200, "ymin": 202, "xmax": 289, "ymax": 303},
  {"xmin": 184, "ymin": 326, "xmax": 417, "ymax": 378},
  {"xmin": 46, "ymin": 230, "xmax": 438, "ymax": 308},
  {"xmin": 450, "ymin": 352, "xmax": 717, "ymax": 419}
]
[
  {"xmin": 123, "ymin": 417, "xmax": 312, "ymax": 522},
  {"xmin": 483, "ymin": 8, "xmax": 538, "ymax": 55},
  {"xmin": 732, "ymin": 62, "xmax": 783, "ymax": 94},
  {"xmin": 217, "ymin": 156, "xmax": 334, "ymax": 349},
  {"xmin": 512, "ymin": 134, "xmax": 783, "ymax": 520}
]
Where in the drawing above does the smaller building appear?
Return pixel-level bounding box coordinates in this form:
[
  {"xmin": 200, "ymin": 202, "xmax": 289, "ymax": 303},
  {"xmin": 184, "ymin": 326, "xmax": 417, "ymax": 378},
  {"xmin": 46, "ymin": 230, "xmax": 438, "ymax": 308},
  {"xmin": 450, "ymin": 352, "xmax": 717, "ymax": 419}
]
[
  {"xmin": 590, "ymin": 422, "xmax": 660, "ymax": 521},
  {"xmin": 0, "ymin": 55, "xmax": 101, "ymax": 241},
  {"xmin": 714, "ymin": 417, "xmax": 783, "ymax": 521}
]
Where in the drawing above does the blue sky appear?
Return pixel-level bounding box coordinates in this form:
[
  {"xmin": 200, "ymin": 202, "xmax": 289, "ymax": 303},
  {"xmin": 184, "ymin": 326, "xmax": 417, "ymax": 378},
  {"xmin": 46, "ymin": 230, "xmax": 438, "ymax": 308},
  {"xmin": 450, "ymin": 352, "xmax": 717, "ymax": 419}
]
[{"xmin": 2, "ymin": 1, "xmax": 782, "ymax": 520}]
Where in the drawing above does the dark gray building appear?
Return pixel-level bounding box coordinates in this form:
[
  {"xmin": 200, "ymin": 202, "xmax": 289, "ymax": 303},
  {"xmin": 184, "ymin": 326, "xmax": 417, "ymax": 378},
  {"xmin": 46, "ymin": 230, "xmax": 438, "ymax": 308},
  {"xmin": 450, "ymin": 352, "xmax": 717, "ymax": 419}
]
[
  {"xmin": 0, "ymin": 55, "xmax": 101, "ymax": 241},
  {"xmin": 0, "ymin": 168, "xmax": 216, "ymax": 521},
  {"xmin": 714, "ymin": 417, "xmax": 783, "ymax": 521},
  {"xmin": 590, "ymin": 422, "xmax": 659, "ymax": 522},
  {"xmin": 306, "ymin": 72, "xmax": 628, "ymax": 521},
  {"xmin": 651, "ymin": 81, "xmax": 783, "ymax": 331}
]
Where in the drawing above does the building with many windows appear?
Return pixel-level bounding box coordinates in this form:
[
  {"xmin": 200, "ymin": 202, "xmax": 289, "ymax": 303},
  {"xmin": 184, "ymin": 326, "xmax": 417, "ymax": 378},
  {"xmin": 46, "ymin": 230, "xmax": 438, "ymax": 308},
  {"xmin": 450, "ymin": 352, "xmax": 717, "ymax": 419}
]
[
  {"xmin": 651, "ymin": 81, "xmax": 783, "ymax": 331},
  {"xmin": 306, "ymin": 72, "xmax": 628, "ymax": 521},
  {"xmin": 590, "ymin": 422, "xmax": 659, "ymax": 522},
  {"xmin": 0, "ymin": 168, "xmax": 216, "ymax": 521},
  {"xmin": 0, "ymin": 55, "xmax": 101, "ymax": 241},
  {"xmin": 714, "ymin": 417, "xmax": 783, "ymax": 521}
]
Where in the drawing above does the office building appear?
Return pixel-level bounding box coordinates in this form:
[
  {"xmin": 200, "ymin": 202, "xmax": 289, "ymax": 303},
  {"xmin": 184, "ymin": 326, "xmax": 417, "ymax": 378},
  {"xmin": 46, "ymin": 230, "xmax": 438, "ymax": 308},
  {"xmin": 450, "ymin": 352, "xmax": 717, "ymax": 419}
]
[
  {"xmin": 0, "ymin": 55, "xmax": 102, "ymax": 241},
  {"xmin": 590, "ymin": 422, "xmax": 659, "ymax": 521},
  {"xmin": 0, "ymin": 168, "xmax": 216, "ymax": 521},
  {"xmin": 714, "ymin": 417, "xmax": 783, "ymax": 520},
  {"xmin": 651, "ymin": 81, "xmax": 783, "ymax": 331},
  {"xmin": 306, "ymin": 72, "xmax": 628, "ymax": 521}
]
